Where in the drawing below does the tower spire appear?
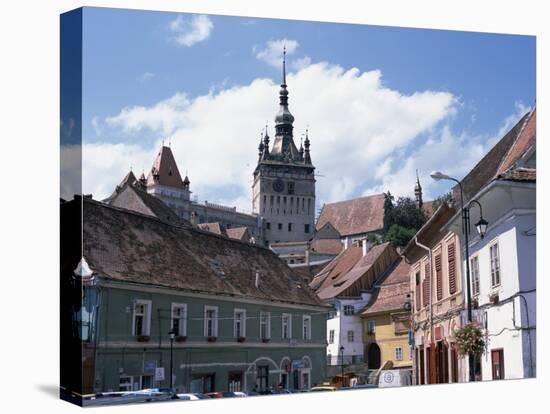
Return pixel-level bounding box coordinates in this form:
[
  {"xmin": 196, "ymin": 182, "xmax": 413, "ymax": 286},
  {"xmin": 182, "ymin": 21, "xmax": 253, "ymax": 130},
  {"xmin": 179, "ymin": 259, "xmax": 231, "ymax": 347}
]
[
  {"xmin": 304, "ymin": 128, "xmax": 312, "ymax": 165},
  {"xmin": 282, "ymin": 45, "xmax": 287, "ymax": 86},
  {"xmin": 414, "ymin": 169, "xmax": 423, "ymax": 209}
]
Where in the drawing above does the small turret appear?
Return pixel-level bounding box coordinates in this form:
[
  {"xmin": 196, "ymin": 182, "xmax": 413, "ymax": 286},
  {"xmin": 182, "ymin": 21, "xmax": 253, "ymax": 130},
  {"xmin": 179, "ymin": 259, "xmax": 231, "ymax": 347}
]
[
  {"xmin": 415, "ymin": 170, "xmax": 423, "ymax": 209},
  {"xmin": 304, "ymin": 129, "xmax": 312, "ymax": 165}
]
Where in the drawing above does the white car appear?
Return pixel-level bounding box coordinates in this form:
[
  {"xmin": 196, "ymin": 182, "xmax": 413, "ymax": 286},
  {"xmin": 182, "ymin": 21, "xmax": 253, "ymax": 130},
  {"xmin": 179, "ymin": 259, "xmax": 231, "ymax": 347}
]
[{"xmin": 176, "ymin": 393, "xmax": 210, "ymax": 400}]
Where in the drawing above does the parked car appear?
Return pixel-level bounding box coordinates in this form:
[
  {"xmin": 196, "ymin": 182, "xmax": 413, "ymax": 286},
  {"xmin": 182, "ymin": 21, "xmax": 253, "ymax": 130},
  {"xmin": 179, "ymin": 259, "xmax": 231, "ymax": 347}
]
[
  {"xmin": 175, "ymin": 393, "xmax": 210, "ymax": 400},
  {"xmin": 310, "ymin": 385, "xmax": 337, "ymax": 392}
]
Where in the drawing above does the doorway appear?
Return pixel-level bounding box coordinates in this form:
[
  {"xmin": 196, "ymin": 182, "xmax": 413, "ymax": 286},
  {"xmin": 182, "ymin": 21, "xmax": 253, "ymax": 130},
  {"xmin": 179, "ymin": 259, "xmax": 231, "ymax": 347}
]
[{"xmin": 367, "ymin": 343, "xmax": 381, "ymax": 369}]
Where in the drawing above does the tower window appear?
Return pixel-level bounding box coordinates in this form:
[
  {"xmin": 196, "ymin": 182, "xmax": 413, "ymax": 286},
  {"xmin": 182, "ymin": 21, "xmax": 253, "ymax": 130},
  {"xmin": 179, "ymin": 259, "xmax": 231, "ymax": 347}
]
[
  {"xmin": 288, "ymin": 223, "xmax": 293, "ymax": 232},
  {"xmin": 278, "ymin": 223, "xmax": 283, "ymax": 230},
  {"xmin": 266, "ymin": 222, "xmax": 271, "ymax": 230},
  {"xmin": 305, "ymin": 224, "xmax": 310, "ymax": 233},
  {"xmin": 270, "ymin": 195, "xmax": 274, "ymax": 205},
  {"xmin": 288, "ymin": 182, "xmax": 295, "ymax": 194}
]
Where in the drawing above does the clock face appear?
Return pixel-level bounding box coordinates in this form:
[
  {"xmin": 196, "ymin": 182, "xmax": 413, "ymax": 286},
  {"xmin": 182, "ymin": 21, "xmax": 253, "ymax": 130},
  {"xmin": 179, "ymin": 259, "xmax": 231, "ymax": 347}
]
[{"xmin": 272, "ymin": 178, "xmax": 285, "ymax": 193}]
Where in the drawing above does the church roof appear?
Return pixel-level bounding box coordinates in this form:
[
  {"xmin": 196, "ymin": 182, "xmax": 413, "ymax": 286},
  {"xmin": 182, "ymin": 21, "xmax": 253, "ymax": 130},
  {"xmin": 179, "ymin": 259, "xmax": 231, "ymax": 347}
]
[
  {"xmin": 316, "ymin": 194, "xmax": 385, "ymax": 237},
  {"xmin": 73, "ymin": 197, "xmax": 324, "ymax": 308},
  {"xmin": 146, "ymin": 145, "xmax": 186, "ymax": 189}
]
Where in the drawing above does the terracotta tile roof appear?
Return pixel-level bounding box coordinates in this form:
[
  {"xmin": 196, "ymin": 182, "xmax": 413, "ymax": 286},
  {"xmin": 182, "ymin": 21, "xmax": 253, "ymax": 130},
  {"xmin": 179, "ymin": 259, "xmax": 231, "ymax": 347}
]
[
  {"xmin": 105, "ymin": 181, "xmax": 183, "ymax": 225},
  {"xmin": 316, "ymin": 194, "xmax": 385, "ymax": 237},
  {"xmin": 78, "ymin": 198, "xmax": 323, "ymax": 307},
  {"xmin": 454, "ymin": 108, "xmax": 535, "ymax": 203},
  {"xmin": 499, "ymin": 167, "xmax": 536, "ymax": 182},
  {"xmin": 361, "ymin": 258, "xmax": 411, "ymax": 315},
  {"xmin": 226, "ymin": 226, "xmax": 252, "ymax": 242},
  {"xmin": 310, "ymin": 242, "xmax": 398, "ymax": 300},
  {"xmin": 309, "ymin": 239, "xmax": 344, "ymax": 256},
  {"xmin": 197, "ymin": 222, "xmax": 228, "ymax": 237},
  {"xmin": 146, "ymin": 146, "xmax": 186, "ymax": 189},
  {"xmin": 422, "ymin": 200, "xmax": 435, "ymax": 219}
]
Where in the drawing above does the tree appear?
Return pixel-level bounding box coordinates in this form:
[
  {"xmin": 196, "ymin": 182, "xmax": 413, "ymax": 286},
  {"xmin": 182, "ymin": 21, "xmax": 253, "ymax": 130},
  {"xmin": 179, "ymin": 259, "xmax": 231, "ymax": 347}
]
[
  {"xmin": 391, "ymin": 196, "xmax": 427, "ymax": 230},
  {"xmin": 383, "ymin": 224, "xmax": 417, "ymax": 247},
  {"xmin": 383, "ymin": 191, "xmax": 395, "ymax": 233}
]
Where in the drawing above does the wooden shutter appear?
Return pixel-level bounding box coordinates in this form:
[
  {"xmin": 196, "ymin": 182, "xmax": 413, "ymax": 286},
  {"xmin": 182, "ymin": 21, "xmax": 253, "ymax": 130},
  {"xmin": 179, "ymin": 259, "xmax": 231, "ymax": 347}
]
[
  {"xmin": 435, "ymin": 255, "xmax": 443, "ymax": 301},
  {"xmin": 416, "ymin": 283, "xmax": 421, "ymax": 311},
  {"xmin": 448, "ymin": 243, "xmax": 457, "ymax": 294},
  {"xmin": 423, "ymin": 263, "xmax": 430, "ymax": 308}
]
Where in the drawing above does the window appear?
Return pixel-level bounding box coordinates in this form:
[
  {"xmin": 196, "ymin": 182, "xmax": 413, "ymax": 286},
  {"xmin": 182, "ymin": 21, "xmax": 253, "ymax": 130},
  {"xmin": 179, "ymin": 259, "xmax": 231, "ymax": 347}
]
[
  {"xmin": 490, "ymin": 242, "xmax": 501, "ymax": 286},
  {"xmin": 278, "ymin": 223, "xmax": 283, "ymax": 230},
  {"xmin": 347, "ymin": 330, "xmax": 355, "ymax": 342},
  {"xmin": 257, "ymin": 365, "xmax": 269, "ymax": 392},
  {"xmin": 395, "ymin": 347, "xmax": 403, "ymax": 361},
  {"xmin": 491, "ymin": 349, "xmax": 505, "ymax": 380},
  {"xmin": 435, "ymin": 254, "xmax": 443, "ymax": 301},
  {"xmin": 367, "ymin": 320, "xmax": 375, "ymax": 335},
  {"xmin": 171, "ymin": 303, "xmax": 187, "ymax": 337},
  {"xmin": 282, "ymin": 313, "xmax": 292, "ymax": 339},
  {"xmin": 287, "ymin": 181, "xmax": 295, "ymax": 194},
  {"xmin": 304, "ymin": 224, "xmax": 310, "ymax": 233},
  {"xmin": 266, "ymin": 222, "xmax": 271, "ymax": 230},
  {"xmin": 132, "ymin": 300, "xmax": 151, "ymax": 336},
  {"xmin": 288, "ymin": 223, "xmax": 293, "ymax": 232},
  {"xmin": 415, "ymin": 271, "xmax": 421, "ymax": 311},
  {"xmin": 328, "ymin": 329, "xmax": 335, "ymax": 344},
  {"xmin": 302, "ymin": 315, "xmax": 311, "ymax": 340},
  {"xmin": 343, "ymin": 305, "xmax": 355, "ymax": 315},
  {"xmin": 471, "ymin": 256, "xmax": 480, "ymax": 296},
  {"xmin": 260, "ymin": 312, "xmax": 271, "ymax": 339},
  {"xmin": 234, "ymin": 309, "xmax": 246, "ymax": 338},
  {"xmin": 448, "ymin": 243, "xmax": 457, "ymax": 294},
  {"xmin": 204, "ymin": 306, "xmax": 218, "ymax": 337}
]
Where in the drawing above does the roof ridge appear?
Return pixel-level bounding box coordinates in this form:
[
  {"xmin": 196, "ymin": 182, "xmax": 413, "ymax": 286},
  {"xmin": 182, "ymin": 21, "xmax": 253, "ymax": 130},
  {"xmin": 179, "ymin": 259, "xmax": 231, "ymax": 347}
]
[{"xmin": 493, "ymin": 108, "xmax": 533, "ymax": 179}]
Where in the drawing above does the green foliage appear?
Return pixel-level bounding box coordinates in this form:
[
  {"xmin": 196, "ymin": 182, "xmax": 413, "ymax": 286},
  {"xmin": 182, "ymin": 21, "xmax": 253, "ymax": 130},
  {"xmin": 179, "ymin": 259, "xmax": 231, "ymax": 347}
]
[
  {"xmin": 383, "ymin": 224, "xmax": 417, "ymax": 247},
  {"xmin": 383, "ymin": 191, "xmax": 395, "ymax": 233},
  {"xmin": 431, "ymin": 192, "xmax": 453, "ymax": 212},
  {"xmin": 454, "ymin": 323, "xmax": 485, "ymax": 356}
]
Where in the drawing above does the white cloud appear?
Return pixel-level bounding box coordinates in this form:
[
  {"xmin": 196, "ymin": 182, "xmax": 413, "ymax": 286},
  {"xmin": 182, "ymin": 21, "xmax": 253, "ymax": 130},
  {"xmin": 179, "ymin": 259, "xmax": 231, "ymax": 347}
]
[
  {"xmin": 169, "ymin": 14, "xmax": 213, "ymax": 47},
  {"xmin": 291, "ymin": 56, "xmax": 312, "ymax": 71},
  {"xmin": 85, "ymin": 61, "xmax": 459, "ymax": 213},
  {"xmin": 255, "ymin": 38, "xmax": 299, "ymax": 69},
  {"xmin": 138, "ymin": 72, "xmax": 155, "ymax": 83},
  {"xmin": 91, "ymin": 116, "xmax": 102, "ymax": 136}
]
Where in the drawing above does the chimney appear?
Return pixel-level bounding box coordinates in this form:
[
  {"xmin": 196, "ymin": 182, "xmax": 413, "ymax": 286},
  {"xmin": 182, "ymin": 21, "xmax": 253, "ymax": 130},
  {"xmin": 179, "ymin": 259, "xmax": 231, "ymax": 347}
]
[
  {"xmin": 343, "ymin": 237, "xmax": 350, "ymax": 250},
  {"xmin": 362, "ymin": 239, "xmax": 370, "ymax": 257},
  {"xmin": 190, "ymin": 211, "xmax": 198, "ymax": 226},
  {"xmin": 305, "ymin": 249, "xmax": 310, "ymax": 266},
  {"xmin": 255, "ymin": 271, "xmax": 260, "ymax": 288}
]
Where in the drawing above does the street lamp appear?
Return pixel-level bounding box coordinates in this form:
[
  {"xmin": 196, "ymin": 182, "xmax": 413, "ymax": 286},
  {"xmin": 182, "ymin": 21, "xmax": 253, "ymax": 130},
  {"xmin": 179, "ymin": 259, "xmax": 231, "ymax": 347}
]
[
  {"xmin": 339, "ymin": 346, "xmax": 345, "ymax": 388},
  {"xmin": 430, "ymin": 171, "xmax": 489, "ymax": 382},
  {"xmin": 169, "ymin": 329, "xmax": 176, "ymax": 392}
]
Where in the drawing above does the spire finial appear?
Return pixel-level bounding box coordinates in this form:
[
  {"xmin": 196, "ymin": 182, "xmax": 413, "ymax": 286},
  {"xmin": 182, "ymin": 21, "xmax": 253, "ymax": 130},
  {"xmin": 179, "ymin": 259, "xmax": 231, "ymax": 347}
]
[{"xmin": 282, "ymin": 45, "xmax": 287, "ymax": 86}]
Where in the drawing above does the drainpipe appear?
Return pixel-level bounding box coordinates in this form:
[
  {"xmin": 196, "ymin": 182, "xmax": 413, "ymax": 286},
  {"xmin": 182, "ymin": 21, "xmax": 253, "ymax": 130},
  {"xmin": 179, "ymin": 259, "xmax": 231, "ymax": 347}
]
[{"xmin": 414, "ymin": 236, "xmax": 434, "ymax": 384}]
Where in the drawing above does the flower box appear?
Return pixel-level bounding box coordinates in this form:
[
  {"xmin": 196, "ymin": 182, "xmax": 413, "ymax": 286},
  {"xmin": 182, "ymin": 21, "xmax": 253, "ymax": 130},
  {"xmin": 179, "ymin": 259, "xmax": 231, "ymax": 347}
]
[
  {"xmin": 175, "ymin": 335, "xmax": 187, "ymax": 342},
  {"xmin": 261, "ymin": 338, "xmax": 270, "ymax": 343},
  {"xmin": 489, "ymin": 293, "xmax": 499, "ymax": 305},
  {"xmin": 237, "ymin": 336, "xmax": 246, "ymax": 343},
  {"xmin": 207, "ymin": 336, "xmax": 217, "ymax": 343},
  {"xmin": 472, "ymin": 298, "xmax": 479, "ymax": 309},
  {"xmin": 137, "ymin": 335, "xmax": 150, "ymax": 342}
]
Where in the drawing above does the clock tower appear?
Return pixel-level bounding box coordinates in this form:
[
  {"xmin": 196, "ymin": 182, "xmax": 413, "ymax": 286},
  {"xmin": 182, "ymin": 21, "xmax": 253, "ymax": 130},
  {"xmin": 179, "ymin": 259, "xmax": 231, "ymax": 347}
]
[{"xmin": 252, "ymin": 48, "xmax": 316, "ymax": 246}]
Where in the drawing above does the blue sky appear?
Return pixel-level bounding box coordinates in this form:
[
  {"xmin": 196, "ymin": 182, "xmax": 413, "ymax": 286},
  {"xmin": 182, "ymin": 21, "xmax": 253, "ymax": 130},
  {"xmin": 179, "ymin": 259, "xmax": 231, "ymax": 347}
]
[{"xmin": 78, "ymin": 7, "xmax": 535, "ymax": 213}]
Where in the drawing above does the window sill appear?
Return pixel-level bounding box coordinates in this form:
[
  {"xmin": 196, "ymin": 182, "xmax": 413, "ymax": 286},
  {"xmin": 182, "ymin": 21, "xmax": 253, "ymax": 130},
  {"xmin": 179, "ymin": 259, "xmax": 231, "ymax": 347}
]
[
  {"xmin": 206, "ymin": 336, "xmax": 217, "ymax": 342},
  {"xmin": 136, "ymin": 335, "xmax": 150, "ymax": 342}
]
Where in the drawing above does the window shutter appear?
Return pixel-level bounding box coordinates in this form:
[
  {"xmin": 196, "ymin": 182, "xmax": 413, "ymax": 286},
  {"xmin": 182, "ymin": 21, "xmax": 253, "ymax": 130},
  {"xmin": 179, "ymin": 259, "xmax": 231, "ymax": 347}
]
[
  {"xmin": 448, "ymin": 243, "xmax": 457, "ymax": 294},
  {"xmin": 435, "ymin": 255, "xmax": 443, "ymax": 301},
  {"xmin": 423, "ymin": 263, "xmax": 430, "ymax": 308},
  {"xmin": 416, "ymin": 284, "xmax": 421, "ymax": 311}
]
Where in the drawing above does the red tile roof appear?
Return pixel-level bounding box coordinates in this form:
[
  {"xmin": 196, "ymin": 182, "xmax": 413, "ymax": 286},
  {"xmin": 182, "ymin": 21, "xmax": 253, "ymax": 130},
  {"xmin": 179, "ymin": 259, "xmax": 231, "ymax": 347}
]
[
  {"xmin": 226, "ymin": 226, "xmax": 252, "ymax": 242},
  {"xmin": 77, "ymin": 198, "xmax": 324, "ymax": 307},
  {"xmin": 454, "ymin": 108, "xmax": 535, "ymax": 203},
  {"xmin": 146, "ymin": 146, "xmax": 186, "ymax": 189},
  {"xmin": 310, "ymin": 242, "xmax": 398, "ymax": 300},
  {"xmin": 316, "ymin": 194, "xmax": 385, "ymax": 237},
  {"xmin": 361, "ymin": 258, "xmax": 411, "ymax": 315},
  {"xmin": 197, "ymin": 222, "xmax": 228, "ymax": 237}
]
